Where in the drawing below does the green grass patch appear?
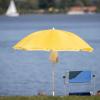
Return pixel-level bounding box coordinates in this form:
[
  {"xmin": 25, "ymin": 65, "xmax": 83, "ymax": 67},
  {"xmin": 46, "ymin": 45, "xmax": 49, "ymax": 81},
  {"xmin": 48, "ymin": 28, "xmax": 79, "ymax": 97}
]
[{"xmin": 0, "ymin": 96, "xmax": 100, "ymax": 100}]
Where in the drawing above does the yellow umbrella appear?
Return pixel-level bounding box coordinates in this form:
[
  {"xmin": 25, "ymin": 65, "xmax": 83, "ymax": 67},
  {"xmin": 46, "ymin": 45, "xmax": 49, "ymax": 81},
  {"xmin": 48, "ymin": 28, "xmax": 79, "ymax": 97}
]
[
  {"xmin": 13, "ymin": 28, "xmax": 93, "ymax": 52},
  {"xmin": 13, "ymin": 28, "xmax": 93, "ymax": 96}
]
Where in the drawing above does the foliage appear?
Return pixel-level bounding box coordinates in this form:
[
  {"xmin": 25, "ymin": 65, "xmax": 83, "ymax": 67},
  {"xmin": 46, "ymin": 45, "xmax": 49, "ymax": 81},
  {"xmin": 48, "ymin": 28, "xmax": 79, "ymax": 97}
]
[
  {"xmin": 0, "ymin": 0, "xmax": 9, "ymax": 8},
  {"xmin": 38, "ymin": 0, "xmax": 55, "ymax": 9},
  {"xmin": 0, "ymin": 0, "xmax": 100, "ymax": 14}
]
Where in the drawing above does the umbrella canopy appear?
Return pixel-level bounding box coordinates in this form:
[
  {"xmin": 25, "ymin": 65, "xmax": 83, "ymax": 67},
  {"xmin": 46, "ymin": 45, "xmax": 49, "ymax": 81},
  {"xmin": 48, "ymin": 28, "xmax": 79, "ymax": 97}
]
[
  {"xmin": 13, "ymin": 28, "xmax": 93, "ymax": 96},
  {"xmin": 13, "ymin": 29, "xmax": 93, "ymax": 52}
]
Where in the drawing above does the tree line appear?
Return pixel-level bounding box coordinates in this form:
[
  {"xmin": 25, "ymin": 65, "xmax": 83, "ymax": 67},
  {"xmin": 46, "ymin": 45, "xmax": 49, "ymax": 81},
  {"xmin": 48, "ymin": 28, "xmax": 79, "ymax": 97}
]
[{"xmin": 0, "ymin": 0, "xmax": 100, "ymax": 14}]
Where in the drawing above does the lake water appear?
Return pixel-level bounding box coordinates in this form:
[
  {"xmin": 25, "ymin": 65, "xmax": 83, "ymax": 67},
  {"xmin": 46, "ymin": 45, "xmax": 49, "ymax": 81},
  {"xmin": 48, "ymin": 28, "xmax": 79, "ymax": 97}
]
[{"xmin": 0, "ymin": 14, "xmax": 100, "ymax": 96}]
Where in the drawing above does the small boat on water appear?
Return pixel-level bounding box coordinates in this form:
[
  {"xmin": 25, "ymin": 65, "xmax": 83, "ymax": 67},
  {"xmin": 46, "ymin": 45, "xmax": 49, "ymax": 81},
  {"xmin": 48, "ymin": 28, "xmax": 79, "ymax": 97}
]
[
  {"xmin": 67, "ymin": 6, "xmax": 85, "ymax": 15},
  {"xmin": 5, "ymin": 0, "xmax": 19, "ymax": 17},
  {"xmin": 67, "ymin": 11, "xmax": 85, "ymax": 15}
]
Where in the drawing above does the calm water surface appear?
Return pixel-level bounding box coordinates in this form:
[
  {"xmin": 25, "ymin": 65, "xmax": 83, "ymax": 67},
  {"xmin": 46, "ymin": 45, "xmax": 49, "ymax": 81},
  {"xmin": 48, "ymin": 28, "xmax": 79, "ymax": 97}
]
[{"xmin": 0, "ymin": 14, "xmax": 100, "ymax": 95}]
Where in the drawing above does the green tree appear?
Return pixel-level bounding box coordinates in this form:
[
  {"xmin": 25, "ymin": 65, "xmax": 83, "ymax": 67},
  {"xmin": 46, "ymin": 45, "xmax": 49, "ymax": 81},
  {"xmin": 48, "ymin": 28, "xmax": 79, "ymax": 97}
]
[
  {"xmin": 65, "ymin": 0, "xmax": 76, "ymax": 7},
  {"xmin": 26, "ymin": 0, "xmax": 39, "ymax": 9},
  {"xmin": 0, "ymin": 0, "xmax": 10, "ymax": 14},
  {"xmin": 39, "ymin": 0, "xmax": 55, "ymax": 9},
  {"xmin": 80, "ymin": 0, "xmax": 92, "ymax": 6},
  {"xmin": 0, "ymin": 0, "xmax": 10, "ymax": 9}
]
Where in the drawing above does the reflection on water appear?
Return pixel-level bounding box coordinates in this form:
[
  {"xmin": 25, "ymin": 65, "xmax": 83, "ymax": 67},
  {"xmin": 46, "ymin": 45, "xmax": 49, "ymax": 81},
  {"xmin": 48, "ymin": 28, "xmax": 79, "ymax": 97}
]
[{"xmin": 0, "ymin": 14, "xmax": 100, "ymax": 96}]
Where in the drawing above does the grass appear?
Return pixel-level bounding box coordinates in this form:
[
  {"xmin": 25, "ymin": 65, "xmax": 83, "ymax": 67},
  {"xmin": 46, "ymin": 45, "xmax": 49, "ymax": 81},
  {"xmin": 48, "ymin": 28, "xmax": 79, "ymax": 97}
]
[{"xmin": 0, "ymin": 96, "xmax": 100, "ymax": 100}]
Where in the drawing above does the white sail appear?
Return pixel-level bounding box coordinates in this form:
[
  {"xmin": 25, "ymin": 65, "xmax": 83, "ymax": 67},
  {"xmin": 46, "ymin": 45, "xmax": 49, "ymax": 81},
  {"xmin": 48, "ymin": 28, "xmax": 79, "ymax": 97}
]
[{"xmin": 6, "ymin": 0, "xmax": 19, "ymax": 17}]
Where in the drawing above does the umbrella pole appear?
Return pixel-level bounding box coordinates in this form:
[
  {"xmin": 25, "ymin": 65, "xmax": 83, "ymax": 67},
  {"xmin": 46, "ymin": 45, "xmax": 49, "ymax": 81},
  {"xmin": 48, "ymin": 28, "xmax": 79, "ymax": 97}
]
[{"xmin": 52, "ymin": 62, "xmax": 56, "ymax": 96}]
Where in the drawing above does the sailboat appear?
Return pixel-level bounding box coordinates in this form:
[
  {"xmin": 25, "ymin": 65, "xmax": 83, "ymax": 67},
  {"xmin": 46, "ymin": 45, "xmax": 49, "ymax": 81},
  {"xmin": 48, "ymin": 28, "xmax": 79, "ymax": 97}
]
[{"xmin": 5, "ymin": 0, "xmax": 19, "ymax": 17}]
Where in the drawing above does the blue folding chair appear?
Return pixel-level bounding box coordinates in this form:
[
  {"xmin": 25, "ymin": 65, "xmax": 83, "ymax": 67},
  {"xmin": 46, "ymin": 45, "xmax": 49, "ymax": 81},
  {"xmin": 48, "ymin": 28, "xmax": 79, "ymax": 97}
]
[{"xmin": 68, "ymin": 71, "xmax": 94, "ymax": 96}]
